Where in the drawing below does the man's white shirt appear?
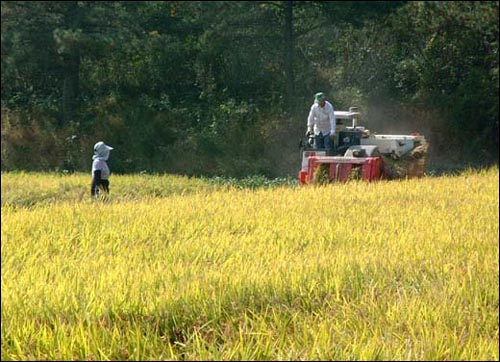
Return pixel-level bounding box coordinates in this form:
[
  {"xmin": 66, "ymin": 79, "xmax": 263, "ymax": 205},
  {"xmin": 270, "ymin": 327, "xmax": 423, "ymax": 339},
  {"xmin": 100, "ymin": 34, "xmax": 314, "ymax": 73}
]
[{"xmin": 307, "ymin": 101, "xmax": 336, "ymax": 136}]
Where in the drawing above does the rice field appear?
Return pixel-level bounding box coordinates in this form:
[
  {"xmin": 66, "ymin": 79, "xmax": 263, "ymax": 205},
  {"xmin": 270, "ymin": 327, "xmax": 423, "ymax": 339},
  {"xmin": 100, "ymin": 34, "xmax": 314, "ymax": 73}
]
[{"xmin": 1, "ymin": 168, "xmax": 499, "ymax": 361}]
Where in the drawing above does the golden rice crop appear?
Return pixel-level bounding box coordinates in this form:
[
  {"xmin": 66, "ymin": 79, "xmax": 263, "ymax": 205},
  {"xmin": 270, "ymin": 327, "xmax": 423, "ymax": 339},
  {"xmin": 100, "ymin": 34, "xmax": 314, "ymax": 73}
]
[{"xmin": 1, "ymin": 167, "xmax": 498, "ymax": 360}]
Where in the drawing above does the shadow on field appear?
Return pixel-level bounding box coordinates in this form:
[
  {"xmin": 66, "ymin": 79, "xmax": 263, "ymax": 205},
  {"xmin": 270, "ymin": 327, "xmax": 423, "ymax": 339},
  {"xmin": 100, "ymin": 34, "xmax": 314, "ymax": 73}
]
[
  {"xmin": 424, "ymin": 162, "xmax": 498, "ymax": 177},
  {"xmin": 97, "ymin": 283, "xmax": 342, "ymax": 359}
]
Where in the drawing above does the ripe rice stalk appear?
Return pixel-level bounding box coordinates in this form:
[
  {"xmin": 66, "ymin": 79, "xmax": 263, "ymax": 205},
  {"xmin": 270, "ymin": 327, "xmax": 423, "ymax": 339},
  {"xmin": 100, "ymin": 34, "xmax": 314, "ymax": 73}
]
[
  {"xmin": 312, "ymin": 164, "xmax": 330, "ymax": 185},
  {"xmin": 383, "ymin": 142, "xmax": 429, "ymax": 180}
]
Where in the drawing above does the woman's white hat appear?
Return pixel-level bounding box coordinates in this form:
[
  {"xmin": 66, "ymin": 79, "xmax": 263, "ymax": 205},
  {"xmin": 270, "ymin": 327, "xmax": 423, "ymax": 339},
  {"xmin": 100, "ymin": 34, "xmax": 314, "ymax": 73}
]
[{"xmin": 93, "ymin": 141, "xmax": 114, "ymax": 161}]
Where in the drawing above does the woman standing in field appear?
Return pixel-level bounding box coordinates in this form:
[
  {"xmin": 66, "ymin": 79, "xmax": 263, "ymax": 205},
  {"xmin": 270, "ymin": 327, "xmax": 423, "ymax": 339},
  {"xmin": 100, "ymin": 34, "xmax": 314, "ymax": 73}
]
[{"xmin": 91, "ymin": 141, "xmax": 114, "ymax": 198}]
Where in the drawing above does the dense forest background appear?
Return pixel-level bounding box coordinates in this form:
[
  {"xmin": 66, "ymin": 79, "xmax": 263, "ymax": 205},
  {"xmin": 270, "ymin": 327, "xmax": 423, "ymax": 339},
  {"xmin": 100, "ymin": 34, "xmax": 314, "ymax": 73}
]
[{"xmin": 1, "ymin": 1, "xmax": 498, "ymax": 177}]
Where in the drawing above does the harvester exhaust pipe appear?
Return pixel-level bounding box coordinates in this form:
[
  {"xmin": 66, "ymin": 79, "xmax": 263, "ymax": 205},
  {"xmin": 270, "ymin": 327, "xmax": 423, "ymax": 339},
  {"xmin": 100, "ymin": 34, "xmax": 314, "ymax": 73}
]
[{"xmin": 349, "ymin": 106, "xmax": 359, "ymax": 128}]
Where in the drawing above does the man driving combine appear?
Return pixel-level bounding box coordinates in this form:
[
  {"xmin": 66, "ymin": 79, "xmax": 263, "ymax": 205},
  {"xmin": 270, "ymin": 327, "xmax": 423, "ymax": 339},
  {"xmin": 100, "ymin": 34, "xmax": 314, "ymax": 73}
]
[{"xmin": 306, "ymin": 92, "xmax": 336, "ymax": 155}]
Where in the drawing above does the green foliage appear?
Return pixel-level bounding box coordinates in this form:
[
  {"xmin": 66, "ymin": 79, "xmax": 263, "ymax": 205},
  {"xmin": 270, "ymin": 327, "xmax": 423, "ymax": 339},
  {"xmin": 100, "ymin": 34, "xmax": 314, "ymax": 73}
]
[
  {"xmin": 328, "ymin": 1, "xmax": 498, "ymax": 163},
  {"xmin": 1, "ymin": 1, "xmax": 498, "ymax": 176}
]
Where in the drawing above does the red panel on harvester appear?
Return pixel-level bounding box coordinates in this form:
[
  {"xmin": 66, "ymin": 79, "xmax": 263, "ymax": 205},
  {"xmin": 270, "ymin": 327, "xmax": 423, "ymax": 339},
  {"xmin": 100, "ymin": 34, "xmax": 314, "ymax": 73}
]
[
  {"xmin": 298, "ymin": 171, "xmax": 308, "ymax": 185},
  {"xmin": 362, "ymin": 158, "xmax": 382, "ymax": 181},
  {"xmin": 304, "ymin": 156, "xmax": 383, "ymax": 183},
  {"xmin": 329, "ymin": 162, "xmax": 353, "ymax": 182}
]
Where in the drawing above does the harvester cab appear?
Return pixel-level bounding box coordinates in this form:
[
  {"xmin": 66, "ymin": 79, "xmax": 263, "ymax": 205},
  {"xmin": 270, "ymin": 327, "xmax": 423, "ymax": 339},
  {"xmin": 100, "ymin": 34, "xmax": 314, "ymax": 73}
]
[{"xmin": 298, "ymin": 107, "xmax": 428, "ymax": 185}]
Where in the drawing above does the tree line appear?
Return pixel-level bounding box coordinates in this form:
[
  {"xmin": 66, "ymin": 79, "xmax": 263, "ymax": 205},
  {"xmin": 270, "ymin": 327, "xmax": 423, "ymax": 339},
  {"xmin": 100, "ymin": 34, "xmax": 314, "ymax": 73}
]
[{"xmin": 1, "ymin": 1, "xmax": 498, "ymax": 176}]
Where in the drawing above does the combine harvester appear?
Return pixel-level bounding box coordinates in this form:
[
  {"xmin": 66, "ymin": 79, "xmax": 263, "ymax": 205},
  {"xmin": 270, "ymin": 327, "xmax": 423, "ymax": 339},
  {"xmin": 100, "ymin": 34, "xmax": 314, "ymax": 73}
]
[{"xmin": 298, "ymin": 107, "xmax": 428, "ymax": 185}]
